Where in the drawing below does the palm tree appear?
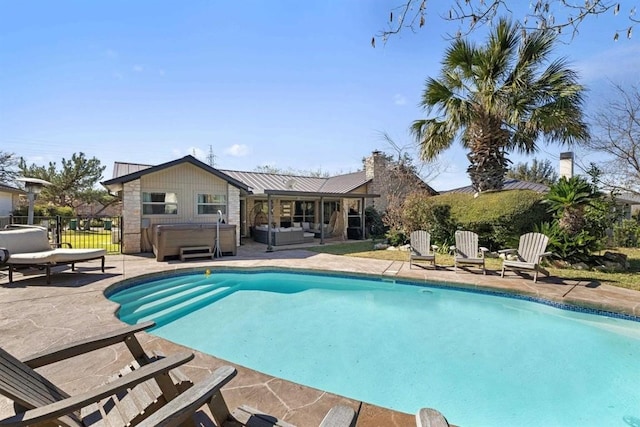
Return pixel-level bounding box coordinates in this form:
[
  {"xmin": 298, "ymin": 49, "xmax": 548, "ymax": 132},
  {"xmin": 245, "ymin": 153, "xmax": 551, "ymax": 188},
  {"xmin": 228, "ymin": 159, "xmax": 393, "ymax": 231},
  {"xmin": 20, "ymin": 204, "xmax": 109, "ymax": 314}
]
[
  {"xmin": 411, "ymin": 18, "xmax": 589, "ymax": 192},
  {"xmin": 544, "ymin": 176, "xmax": 595, "ymax": 234}
]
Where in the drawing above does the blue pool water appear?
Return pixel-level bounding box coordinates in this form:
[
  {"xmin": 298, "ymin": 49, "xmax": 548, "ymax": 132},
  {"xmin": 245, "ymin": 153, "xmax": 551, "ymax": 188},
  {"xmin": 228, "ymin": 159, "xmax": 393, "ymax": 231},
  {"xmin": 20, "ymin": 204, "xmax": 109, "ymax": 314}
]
[{"xmin": 109, "ymin": 270, "xmax": 640, "ymax": 426}]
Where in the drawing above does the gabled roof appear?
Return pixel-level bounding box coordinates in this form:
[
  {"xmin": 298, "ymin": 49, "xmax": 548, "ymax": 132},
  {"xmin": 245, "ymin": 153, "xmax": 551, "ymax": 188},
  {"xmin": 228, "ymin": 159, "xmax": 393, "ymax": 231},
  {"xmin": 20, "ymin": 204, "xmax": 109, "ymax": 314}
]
[
  {"xmin": 319, "ymin": 171, "xmax": 369, "ymax": 193},
  {"xmin": 101, "ymin": 155, "xmax": 250, "ymax": 193},
  {"xmin": 220, "ymin": 170, "xmax": 328, "ymax": 194},
  {"xmin": 0, "ymin": 183, "xmax": 24, "ymax": 194},
  {"xmin": 219, "ymin": 169, "xmax": 371, "ymax": 195},
  {"xmin": 444, "ymin": 179, "xmax": 549, "ymax": 194}
]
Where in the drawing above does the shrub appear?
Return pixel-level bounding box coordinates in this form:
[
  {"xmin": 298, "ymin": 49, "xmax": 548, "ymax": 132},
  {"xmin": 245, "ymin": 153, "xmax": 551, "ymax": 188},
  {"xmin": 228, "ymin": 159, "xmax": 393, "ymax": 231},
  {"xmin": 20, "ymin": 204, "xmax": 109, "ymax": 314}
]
[
  {"xmin": 365, "ymin": 206, "xmax": 386, "ymax": 238},
  {"xmin": 402, "ymin": 190, "xmax": 550, "ymax": 250},
  {"xmin": 12, "ymin": 205, "xmax": 75, "ymax": 217},
  {"xmin": 385, "ymin": 228, "xmax": 407, "ymax": 246},
  {"xmin": 535, "ymin": 221, "xmax": 600, "ymax": 263},
  {"xmin": 613, "ymin": 219, "xmax": 640, "ymax": 247}
]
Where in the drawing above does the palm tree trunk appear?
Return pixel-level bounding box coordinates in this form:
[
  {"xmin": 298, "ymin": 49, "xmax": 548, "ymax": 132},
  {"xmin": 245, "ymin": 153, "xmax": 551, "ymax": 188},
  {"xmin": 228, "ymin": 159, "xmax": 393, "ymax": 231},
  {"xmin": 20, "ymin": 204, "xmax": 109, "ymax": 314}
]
[{"xmin": 466, "ymin": 120, "xmax": 510, "ymax": 192}]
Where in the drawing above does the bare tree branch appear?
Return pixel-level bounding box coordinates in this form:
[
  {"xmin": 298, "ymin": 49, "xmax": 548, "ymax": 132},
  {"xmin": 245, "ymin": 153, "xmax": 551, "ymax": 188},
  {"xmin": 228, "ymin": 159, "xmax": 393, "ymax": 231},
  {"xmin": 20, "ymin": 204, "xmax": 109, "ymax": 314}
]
[
  {"xmin": 584, "ymin": 83, "xmax": 640, "ymax": 195},
  {"xmin": 375, "ymin": 0, "xmax": 637, "ymax": 45}
]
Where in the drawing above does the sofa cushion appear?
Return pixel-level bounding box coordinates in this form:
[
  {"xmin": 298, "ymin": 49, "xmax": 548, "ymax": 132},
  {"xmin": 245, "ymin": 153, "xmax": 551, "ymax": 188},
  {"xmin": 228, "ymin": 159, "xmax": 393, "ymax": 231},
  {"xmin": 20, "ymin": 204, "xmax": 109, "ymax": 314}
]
[
  {"xmin": 51, "ymin": 248, "xmax": 107, "ymax": 263},
  {"xmin": 0, "ymin": 227, "xmax": 52, "ymax": 254},
  {"xmin": 6, "ymin": 250, "xmax": 58, "ymax": 264}
]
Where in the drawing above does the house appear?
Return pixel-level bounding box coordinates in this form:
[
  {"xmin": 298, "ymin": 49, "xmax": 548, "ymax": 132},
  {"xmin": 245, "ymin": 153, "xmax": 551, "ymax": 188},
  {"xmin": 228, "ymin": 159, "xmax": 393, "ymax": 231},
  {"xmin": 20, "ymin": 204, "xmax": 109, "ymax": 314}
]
[
  {"xmin": 443, "ymin": 179, "xmax": 550, "ymax": 194},
  {"xmin": 0, "ymin": 183, "xmax": 24, "ymax": 217},
  {"xmin": 101, "ymin": 156, "xmax": 250, "ymax": 254},
  {"xmin": 102, "ymin": 151, "xmax": 434, "ymax": 255}
]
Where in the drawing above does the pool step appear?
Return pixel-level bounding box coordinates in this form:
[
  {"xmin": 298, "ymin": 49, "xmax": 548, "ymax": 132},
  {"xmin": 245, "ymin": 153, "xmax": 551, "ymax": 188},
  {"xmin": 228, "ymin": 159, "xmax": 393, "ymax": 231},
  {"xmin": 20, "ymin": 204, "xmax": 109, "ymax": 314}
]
[
  {"xmin": 111, "ymin": 276, "xmax": 199, "ymax": 304},
  {"xmin": 118, "ymin": 278, "xmax": 233, "ymax": 316},
  {"xmin": 120, "ymin": 282, "xmax": 233, "ymax": 324},
  {"xmin": 135, "ymin": 285, "xmax": 239, "ymax": 328}
]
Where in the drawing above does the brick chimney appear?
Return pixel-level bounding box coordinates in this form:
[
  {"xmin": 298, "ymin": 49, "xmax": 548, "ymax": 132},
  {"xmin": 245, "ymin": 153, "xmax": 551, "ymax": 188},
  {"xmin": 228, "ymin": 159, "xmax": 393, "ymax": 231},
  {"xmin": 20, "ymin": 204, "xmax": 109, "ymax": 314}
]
[{"xmin": 559, "ymin": 152, "xmax": 574, "ymax": 179}]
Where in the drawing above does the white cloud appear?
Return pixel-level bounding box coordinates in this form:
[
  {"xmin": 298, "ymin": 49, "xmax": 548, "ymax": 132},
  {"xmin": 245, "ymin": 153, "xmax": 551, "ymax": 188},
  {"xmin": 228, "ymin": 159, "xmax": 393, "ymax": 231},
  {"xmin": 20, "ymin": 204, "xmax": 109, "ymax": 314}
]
[
  {"xmin": 159, "ymin": 69, "xmax": 166, "ymax": 76},
  {"xmin": 112, "ymin": 72, "xmax": 123, "ymax": 80},
  {"xmin": 106, "ymin": 49, "xmax": 118, "ymax": 59},
  {"xmin": 133, "ymin": 65, "xmax": 144, "ymax": 72},
  {"xmin": 394, "ymin": 94, "xmax": 407, "ymax": 106},
  {"xmin": 224, "ymin": 144, "xmax": 251, "ymax": 157}
]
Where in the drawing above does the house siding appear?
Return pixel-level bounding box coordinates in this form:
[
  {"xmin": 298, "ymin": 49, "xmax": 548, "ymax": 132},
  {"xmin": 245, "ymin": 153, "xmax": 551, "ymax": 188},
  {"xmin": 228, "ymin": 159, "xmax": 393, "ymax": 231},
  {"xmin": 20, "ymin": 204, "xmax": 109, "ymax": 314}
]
[{"xmin": 134, "ymin": 163, "xmax": 238, "ymax": 252}]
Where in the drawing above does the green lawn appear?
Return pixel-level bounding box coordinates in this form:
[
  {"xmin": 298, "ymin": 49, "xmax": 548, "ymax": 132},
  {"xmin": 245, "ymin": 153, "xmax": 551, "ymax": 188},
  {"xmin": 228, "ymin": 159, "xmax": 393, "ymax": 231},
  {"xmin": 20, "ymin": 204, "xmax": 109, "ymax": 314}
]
[
  {"xmin": 308, "ymin": 241, "xmax": 640, "ymax": 291},
  {"xmin": 61, "ymin": 230, "xmax": 121, "ymax": 254}
]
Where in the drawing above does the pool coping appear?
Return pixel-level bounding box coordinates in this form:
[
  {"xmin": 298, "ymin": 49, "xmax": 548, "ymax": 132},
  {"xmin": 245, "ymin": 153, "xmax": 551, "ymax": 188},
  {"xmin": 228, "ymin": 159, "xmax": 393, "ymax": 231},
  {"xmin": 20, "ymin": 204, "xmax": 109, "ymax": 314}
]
[{"xmin": 105, "ymin": 265, "xmax": 640, "ymax": 323}]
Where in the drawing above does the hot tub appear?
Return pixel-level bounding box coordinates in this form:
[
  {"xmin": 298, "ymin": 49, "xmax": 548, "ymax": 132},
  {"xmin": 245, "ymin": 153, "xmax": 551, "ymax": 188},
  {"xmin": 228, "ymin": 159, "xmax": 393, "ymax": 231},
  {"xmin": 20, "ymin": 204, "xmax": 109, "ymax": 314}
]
[{"xmin": 152, "ymin": 223, "xmax": 237, "ymax": 261}]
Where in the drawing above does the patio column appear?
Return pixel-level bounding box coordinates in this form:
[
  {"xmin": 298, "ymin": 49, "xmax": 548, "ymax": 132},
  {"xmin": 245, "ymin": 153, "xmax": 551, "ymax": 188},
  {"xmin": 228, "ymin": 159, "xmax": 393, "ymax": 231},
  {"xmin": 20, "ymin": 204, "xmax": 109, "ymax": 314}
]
[
  {"xmin": 360, "ymin": 197, "xmax": 365, "ymax": 240},
  {"xmin": 266, "ymin": 194, "xmax": 273, "ymax": 252},
  {"xmin": 320, "ymin": 196, "xmax": 324, "ymax": 245}
]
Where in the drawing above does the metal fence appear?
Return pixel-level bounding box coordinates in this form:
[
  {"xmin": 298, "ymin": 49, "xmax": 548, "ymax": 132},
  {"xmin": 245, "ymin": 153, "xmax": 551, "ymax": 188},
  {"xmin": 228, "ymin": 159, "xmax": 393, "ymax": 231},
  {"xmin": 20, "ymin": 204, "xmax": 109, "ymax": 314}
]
[{"xmin": 2, "ymin": 215, "xmax": 122, "ymax": 254}]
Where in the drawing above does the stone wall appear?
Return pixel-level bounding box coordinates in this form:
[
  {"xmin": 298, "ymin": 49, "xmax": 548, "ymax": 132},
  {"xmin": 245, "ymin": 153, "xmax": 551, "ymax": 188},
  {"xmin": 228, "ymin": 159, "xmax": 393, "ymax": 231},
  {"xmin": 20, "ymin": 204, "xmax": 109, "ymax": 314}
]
[
  {"xmin": 122, "ymin": 180, "xmax": 141, "ymax": 254},
  {"xmin": 228, "ymin": 186, "xmax": 241, "ymax": 246}
]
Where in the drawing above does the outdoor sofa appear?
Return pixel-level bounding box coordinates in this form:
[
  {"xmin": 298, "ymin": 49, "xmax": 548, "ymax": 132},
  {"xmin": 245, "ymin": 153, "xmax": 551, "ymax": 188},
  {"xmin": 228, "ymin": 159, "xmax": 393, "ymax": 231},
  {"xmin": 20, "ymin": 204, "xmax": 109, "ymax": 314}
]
[
  {"xmin": 253, "ymin": 225, "xmax": 314, "ymax": 246},
  {"xmin": 0, "ymin": 225, "xmax": 106, "ymax": 284}
]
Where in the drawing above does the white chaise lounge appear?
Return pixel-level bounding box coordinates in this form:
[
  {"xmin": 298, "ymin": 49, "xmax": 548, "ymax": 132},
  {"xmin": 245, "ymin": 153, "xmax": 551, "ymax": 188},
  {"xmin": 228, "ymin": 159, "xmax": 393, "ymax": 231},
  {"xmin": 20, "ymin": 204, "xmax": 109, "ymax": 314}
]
[{"xmin": 0, "ymin": 226, "xmax": 106, "ymax": 284}]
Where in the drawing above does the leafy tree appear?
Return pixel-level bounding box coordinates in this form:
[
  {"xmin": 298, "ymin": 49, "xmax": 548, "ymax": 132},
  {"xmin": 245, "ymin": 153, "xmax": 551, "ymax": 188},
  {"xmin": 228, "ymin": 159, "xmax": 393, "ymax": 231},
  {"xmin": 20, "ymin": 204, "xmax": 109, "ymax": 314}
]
[
  {"xmin": 18, "ymin": 152, "xmax": 107, "ymax": 209},
  {"xmin": 411, "ymin": 18, "xmax": 589, "ymax": 192},
  {"xmin": 0, "ymin": 151, "xmax": 19, "ymax": 184},
  {"xmin": 506, "ymin": 158, "xmax": 559, "ymax": 185},
  {"xmin": 584, "ymin": 84, "xmax": 640, "ymax": 195},
  {"xmin": 374, "ymin": 1, "xmax": 638, "ymax": 46}
]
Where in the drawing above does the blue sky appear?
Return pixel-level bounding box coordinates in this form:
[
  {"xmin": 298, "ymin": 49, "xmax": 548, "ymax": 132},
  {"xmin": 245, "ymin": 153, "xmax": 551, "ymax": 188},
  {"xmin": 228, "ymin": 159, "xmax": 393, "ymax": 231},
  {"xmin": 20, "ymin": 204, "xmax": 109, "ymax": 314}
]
[{"xmin": 1, "ymin": 1, "xmax": 639, "ymax": 190}]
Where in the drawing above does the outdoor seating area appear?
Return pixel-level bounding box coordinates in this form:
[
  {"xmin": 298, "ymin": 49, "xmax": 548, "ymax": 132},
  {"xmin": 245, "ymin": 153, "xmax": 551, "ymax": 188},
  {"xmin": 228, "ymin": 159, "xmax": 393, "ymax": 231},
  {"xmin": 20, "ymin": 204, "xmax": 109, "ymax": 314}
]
[
  {"xmin": 0, "ymin": 225, "xmax": 106, "ymax": 284},
  {"xmin": 252, "ymin": 225, "xmax": 315, "ymax": 246},
  {"xmin": 500, "ymin": 232, "xmax": 553, "ymax": 282},
  {"xmin": 451, "ymin": 230, "xmax": 488, "ymax": 275},
  {"xmin": 409, "ymin": 230, "xmax": 437, "ymax": 269}
]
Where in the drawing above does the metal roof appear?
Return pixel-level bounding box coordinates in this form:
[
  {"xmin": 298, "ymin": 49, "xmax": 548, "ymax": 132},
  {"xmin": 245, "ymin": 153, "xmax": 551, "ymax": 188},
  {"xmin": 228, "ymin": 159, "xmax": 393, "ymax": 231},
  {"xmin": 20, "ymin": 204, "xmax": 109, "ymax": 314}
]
[
  {"xmin": 443, "ymin": 179, "xmax": 550, "ymax": 194},
  {"xmin": 219, "ymin": 170, "xmax": 328, "ymax": 194},
  {"xmin": 319, "ymin": 171, "xmax": 370, "ymax": 193},
  {"xmin": 102, "ymin": 156, "xmax": 250, "ymax": 193}
]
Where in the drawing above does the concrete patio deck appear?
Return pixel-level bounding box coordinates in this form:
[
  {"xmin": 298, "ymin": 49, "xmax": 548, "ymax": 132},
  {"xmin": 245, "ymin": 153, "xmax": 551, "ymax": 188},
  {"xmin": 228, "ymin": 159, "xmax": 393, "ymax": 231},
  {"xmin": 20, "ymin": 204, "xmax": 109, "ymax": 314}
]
[{"xmin": 1, "ymin": 240, "xmax": 639, "ymax": 426}]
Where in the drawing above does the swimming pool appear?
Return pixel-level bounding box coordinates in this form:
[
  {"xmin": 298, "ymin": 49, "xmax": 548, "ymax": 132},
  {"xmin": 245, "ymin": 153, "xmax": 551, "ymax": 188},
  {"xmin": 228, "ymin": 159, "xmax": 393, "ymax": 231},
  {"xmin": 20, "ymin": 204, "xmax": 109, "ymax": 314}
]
[{"xmin": 108, "ymin": 269, "xmax": 640, "ymax": 426}]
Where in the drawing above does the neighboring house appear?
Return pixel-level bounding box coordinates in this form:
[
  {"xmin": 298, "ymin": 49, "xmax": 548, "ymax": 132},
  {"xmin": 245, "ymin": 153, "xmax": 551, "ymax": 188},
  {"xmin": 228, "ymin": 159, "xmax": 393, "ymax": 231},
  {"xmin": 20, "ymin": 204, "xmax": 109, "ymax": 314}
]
[
  {"xmin": 102, "ymin": 151, "xmax": 434, "ymax": 255},
  {"xmin": 613, "ymin": 192, "xmax": 640, "ymax": 220},
  {"xmin": 0, "ymin": 183, "xmax": 24, "ymax": 217},
  {"xmin": 444, "ymin": 179, "xmax": 550, "ymax": 194}
]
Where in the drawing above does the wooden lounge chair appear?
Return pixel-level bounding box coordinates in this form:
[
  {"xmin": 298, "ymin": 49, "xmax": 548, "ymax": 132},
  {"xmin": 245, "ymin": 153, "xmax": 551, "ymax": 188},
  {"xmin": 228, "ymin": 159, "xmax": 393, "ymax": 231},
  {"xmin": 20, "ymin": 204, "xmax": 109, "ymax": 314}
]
[
  {"xmin": 141, "ymin": 401, "xmax": 357, "ymax": 427},
  {"xmin": 452, "ymin": 230, "xmax": 488, "ymax": 274},
  {"xmin": 0, "ymin": 320, "xmax": 237, "ymax": 427},
  {"xmin": 499, "ymin": 232, "xmax": 552, "ymax": 283},
  {"xmin": 0, "ymin": 320, "xmax": 357, "ymax": 427},
  {"xmin": 415, "ymin": 408, "xmax": 450, "ymax": 427},
  {"xmin": 409, "ymin": 230, "xmax": 437, "ymax": 269}
]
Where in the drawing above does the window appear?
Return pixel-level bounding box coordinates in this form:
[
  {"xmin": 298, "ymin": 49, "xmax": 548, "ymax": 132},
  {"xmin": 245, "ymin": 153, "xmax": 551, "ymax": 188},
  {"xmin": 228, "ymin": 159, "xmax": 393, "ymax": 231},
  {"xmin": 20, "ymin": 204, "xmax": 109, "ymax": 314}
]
[
  {"xmin": 323, "ymin": 201, "xmax": 340, "ymax": 223},
  {"xmin": 294, "ymin": 201, "xmax": 315, "ymax": 223},
  {"xmin": 197, "ymin": 194, "xmax": 227, "ymax": 215},
  {"xmin": 142, "ymin": 192, "xmax": 178, "ymax": 215}
]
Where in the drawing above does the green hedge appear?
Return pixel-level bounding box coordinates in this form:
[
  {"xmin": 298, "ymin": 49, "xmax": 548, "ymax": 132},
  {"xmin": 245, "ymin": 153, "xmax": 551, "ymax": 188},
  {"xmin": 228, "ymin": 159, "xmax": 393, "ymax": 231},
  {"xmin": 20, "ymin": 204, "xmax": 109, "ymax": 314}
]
[{"xmin": 403, "ymin": 190, "xmax": 551, "ymax": 250}]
